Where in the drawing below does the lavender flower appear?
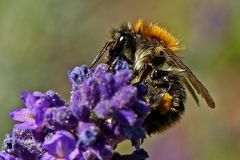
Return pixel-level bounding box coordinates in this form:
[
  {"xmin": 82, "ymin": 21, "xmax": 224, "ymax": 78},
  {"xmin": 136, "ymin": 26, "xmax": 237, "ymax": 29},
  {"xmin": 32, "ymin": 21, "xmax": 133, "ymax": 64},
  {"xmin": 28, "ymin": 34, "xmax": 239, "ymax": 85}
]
[
  {"xmin": 70, "ymin": 63, "xmax": 150, "ymax": 148},
  {"xmin": 10, "ymin": 91, "xmax": 65, "ymax": 132},
  {"xmin": 1, "ymin": 61, "xmax": 150, "ymax": 160}
]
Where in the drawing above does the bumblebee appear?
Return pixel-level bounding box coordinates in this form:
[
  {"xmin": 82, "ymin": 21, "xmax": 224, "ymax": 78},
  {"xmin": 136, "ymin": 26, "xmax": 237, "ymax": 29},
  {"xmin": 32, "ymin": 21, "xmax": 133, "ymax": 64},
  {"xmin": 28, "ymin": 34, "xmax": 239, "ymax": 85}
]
[{"xmin": 90, "ymin": 20, "xmax": 215, "ymax": 134}]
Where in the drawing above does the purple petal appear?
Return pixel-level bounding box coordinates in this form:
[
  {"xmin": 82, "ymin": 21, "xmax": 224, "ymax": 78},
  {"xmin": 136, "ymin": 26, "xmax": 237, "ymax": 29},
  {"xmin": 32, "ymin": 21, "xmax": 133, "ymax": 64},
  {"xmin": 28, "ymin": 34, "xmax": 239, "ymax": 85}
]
[
  {"xmin": 135, "ymin": 83, "xmax": 148, "ymax": 99},
  {"xmin": 34, "ymin": 99, "xmax": 50, "ymax": 126},
  {"xmin": 21, "ymin": 92, "xmax": 36, "ymax": 109},
  {"xmin": 44, "ymin": 107, "xmax": 78, "ymax": 130},
  {"xmin": 79, "ymin": 78, "xmax": 100, "ymax": 109},
  {"xmin": 94, "ymin": 100, "xmax": 114, "ymax": 119},
  {"xmin": 77, "ymin": 122, "xmax": 100, "ymax": 148},
  {"xmin": 93, "ymin": 64, "xmax": 109, "ymax": 77},
  {"xmin": 68, "ymin": 65, "xmax": 91, "ymax": 85},
  {"xmin": 112, "ymin": 85, "xmax": 137, "ymax": 108},
  {"xmin": 123, "ymin": 127, "xmax": 146, "ymax": 146},
  {"xmin": 115, "ymin": 109, "xmax": 137, "ymax": 126},
  {"xmin": 71, "ymin": 103, "xmax": 90, "ymax": 122},
  {"xmin": 98, "ymin": 73, "xmax": 115, "ymax": 99},
  {"xmin": 32, "ymin": 91, "xmax": 44, "ymax": 98},
  {"xmin": 108, "ymin": 126, "xmax": 126, "ymax": 146},
  {"xmin": 0, "ymin": 151, "xmax": 17, "ymax": 160},
  {"xmin": 132, "ymin": 101, "xmax": 150, "ymax": 119},
  {"xmin": 10, "ymin": 108, "xmax": 33, "ymax": 122},
  {"xmin": 34, "ymin": 98, "xmax": 50, "ymax": 110},
  {"xmin": 45, "ymin": 90, "xmax": 66, "ymax": 107},
  {"xmin": 70, "ymin": 89, "xmax": 90, "ymax": 121},
  {"xmin": 43, "ymin": 131, "xmax": 77, "ymax": 159},
  {"xmin": 14, "ymin": 121, "xmax": 38, "ymax": 130},
  {"xmin": 42, "ymin": 149, "xmax": 80, "ymax": 160},
  {"xmin": 41, "ymin": 153, "xmax": 56, "ymax": 160},
  {"xmin": 114, "ymin": 60, "xmax": 131, "ymax": 70},
  {"xmin": 113, "ymin": 70, "xmax": 132, "ymax": 90},
  {"xmin": 68, "ymin": 148, "xmax": 81, "ymax": 160}
]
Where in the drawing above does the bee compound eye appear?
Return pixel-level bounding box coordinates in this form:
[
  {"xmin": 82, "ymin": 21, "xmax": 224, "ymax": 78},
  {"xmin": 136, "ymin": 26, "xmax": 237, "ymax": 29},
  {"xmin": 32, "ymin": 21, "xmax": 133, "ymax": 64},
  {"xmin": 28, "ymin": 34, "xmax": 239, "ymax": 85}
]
[{"xmin": 119, "ymin": 35, "xmax": 125, "ymax": 42}]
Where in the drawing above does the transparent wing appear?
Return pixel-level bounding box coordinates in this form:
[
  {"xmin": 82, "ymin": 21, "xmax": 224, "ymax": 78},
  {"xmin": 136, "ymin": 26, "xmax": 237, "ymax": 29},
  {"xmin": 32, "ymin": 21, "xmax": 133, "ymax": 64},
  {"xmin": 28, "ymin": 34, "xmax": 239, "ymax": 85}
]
[{"xmin": 163, "ymin": 47, "xmax": 215, "ymax": 108}]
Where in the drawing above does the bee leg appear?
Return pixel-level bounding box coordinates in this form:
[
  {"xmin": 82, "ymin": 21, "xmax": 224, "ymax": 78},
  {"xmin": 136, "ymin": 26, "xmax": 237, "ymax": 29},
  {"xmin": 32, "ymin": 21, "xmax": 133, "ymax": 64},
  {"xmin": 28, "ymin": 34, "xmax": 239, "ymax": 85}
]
[
  {"xmin": 109, "ymin": 57, "xmax": 120, "ymax": 72},
  {"xmin": 172, "ymin": 96, "xmax": 180, "ymax": 108},
  {"xmin": 166, "ymin": 83, "xmax": 181, "ymax": 110}
]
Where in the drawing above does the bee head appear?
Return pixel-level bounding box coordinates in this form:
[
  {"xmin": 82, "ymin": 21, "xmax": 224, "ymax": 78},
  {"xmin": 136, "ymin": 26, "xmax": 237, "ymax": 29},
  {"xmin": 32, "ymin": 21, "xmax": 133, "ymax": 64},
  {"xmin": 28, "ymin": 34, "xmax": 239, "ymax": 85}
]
[
  {"xmin": 90, "ymin": 23, "xmax": 137, "ymax": 69},
  {"xmin": 106, "ymin": 26, "xmax": 137, "ymax": 66}
]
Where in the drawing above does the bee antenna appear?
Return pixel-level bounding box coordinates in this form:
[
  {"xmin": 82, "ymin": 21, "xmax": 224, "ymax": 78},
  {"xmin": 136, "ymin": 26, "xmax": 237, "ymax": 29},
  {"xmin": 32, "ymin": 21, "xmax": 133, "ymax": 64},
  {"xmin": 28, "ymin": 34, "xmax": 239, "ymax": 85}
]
[{"xmin": 90, "ymin": 42, "xmax": 112, "ymax": 68}]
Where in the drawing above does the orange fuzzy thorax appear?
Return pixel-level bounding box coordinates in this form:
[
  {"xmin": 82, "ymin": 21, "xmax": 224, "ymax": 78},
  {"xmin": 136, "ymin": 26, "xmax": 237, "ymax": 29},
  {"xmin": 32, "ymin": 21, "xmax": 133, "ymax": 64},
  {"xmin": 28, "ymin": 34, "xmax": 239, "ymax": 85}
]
[{"xmin": 133, "ymin": 20, "xmax": 182, "ymax": 52}]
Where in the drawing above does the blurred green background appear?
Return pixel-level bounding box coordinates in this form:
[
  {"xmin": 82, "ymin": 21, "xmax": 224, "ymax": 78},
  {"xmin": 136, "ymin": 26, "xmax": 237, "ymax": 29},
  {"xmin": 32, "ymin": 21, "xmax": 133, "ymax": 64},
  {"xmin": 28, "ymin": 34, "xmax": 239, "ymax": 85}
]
[{"xmin": 0, "ymin": 0, "xmax": 239, "ymax": 159}]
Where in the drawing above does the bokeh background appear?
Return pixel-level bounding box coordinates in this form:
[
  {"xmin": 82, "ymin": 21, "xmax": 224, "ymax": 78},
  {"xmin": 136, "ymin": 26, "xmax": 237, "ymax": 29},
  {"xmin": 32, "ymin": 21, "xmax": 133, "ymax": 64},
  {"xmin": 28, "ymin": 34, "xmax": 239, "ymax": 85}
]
[{"xmin": 0, "ymin": 0, "xmax": 239, "ymax": 159}]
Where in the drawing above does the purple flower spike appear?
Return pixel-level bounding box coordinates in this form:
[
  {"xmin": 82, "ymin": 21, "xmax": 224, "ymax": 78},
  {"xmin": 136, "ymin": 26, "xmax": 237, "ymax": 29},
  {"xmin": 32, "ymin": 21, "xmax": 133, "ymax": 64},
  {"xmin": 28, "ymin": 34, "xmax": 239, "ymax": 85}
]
[
  {"xmin": 1, "ymin": 61, "xmax": 151, "ymax": 159},
  {"xmin": 42, "ymin": 131, "xmax": 79, "ymax": 160}
]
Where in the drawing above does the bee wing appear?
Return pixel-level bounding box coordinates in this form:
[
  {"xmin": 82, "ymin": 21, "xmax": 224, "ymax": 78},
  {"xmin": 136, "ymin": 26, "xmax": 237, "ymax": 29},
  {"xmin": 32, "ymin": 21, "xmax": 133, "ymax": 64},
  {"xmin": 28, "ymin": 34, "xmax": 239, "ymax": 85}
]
[
  {"xmin": 182, "ymin": 78, "xmax": 200, "ymax": 106},
  {"xmin": 163, "ymin": 47, "xmax": 215, "ymax": 108}
]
